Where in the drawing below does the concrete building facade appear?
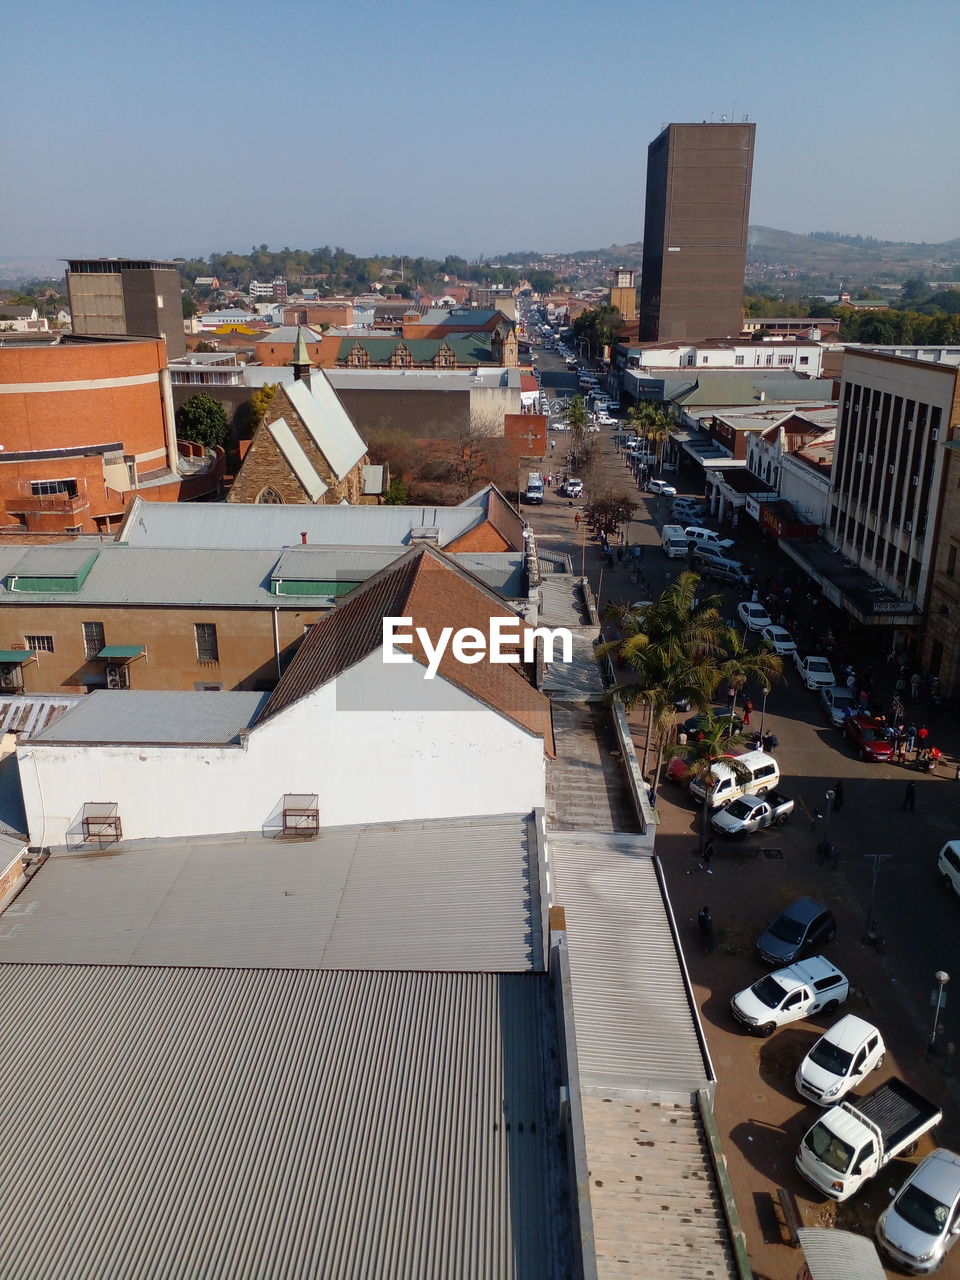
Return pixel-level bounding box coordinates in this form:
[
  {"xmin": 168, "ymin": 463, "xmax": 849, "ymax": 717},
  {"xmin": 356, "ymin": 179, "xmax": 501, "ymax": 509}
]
[
  {"xmin": 638, "ymin": 122, "xmax": 755, "ymax": 343},
  {"xmin": 66, "ymin": 258, "xmax": 186, "ymax": 358}
]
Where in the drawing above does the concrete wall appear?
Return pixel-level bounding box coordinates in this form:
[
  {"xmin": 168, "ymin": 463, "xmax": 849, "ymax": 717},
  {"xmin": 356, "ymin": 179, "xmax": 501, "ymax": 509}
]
[{"xmin": 18, "ymin": 650, "xmax": 547, "ymax": 845}]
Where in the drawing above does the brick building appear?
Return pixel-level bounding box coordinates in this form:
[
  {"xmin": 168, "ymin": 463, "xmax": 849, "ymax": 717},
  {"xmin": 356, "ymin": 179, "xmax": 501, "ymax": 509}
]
[
  {"xmin": 0, "ymin": 336, "xmax": 223, "ymax": 534},
  {"xmin": 228, "ymin": 368, "xmax": 371, "ymax": 505}
]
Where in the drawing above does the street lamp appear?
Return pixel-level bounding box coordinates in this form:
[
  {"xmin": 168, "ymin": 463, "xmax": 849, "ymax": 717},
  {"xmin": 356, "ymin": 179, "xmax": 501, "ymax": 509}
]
[
  {"xmin": 862, "ymin": 854, "xmax": 892, "ymax": 945},
  {"xmin": 758, "ymin": 686, "xmax": 769, "ymax": 736},
  {"xmin": 929, "ymin": 971, "xmax": 950, "ymax": 1058},
  {"xmin": 817, "ymin": 789, "xmax": 835, "ymax": 865}
]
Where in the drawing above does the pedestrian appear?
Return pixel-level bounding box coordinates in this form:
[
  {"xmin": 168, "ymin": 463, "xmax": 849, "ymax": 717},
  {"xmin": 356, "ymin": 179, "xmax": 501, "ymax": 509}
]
[
  {"xmin": 846, "ymin": 671, "xmax": 857, "ymax": 690},
  {"xmin": 910, "ymin": 671, "xmax": 922, "ymax": 698},
  {"xmin": 574, "ymin": 512, "xmax": 581, "ymax": 527},
  {"xmin": 743, "ymin": 697, "xmax": 754, "ymax": 726},
  {"xmin": 763, "ymin": 732, "xmax": 779, "ymax": 753},
  {"xmin": 916, "ymin": 725, "xmax": 929, "ymax": 758},
  {"xmin": 902, "ymin": 781, "xmax": 917, "ymax": 813},
  {"xmin": 895, "ymin": 676, "xmax": 907, "ymax": 698},
  {"xmin": 906, "ymin": 723, "xmax": 917, "ymax": 753},
  {"xmin": 751, "ymin": 587, "xmax": 760, "ymax": 603},
  {"xmin": 832, "ymin": 780, "xmax": 844, "ymax": 812},
  {"xmin": 702, "ymin": 840, "xmax": 714, "ymax": 873},
  {"xmin": 896, "ymin": 737, "xmax": 907, "ymax": 764},
  {"xmin": 698, "ymin": 906, "xmax": 717, "ymax": 954}
]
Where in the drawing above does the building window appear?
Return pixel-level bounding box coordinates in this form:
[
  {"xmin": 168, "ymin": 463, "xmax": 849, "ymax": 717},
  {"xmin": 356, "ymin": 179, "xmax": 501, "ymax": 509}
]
[
  {"xmin": 948, "ymin": 544, "xmax": 959, "ymax": 579},
  {"xmin": 778, "ymin": 355, "xmax": 792, "ymax": 366},
  {"xmin": 194, "ymin": 623, "xmax": 219, "ymax": 664},
  {"xmin": 82, "ymin": 621, "xmax": 105, "ymax": 660},
  {"xmin": 64, "ymin": 525, "xmax": 83, "ymax": 534},
  {"xmin": 256, "ymin": 486, "xmax": 284, "ymax": 504},
  {"xmin": 30, "ymin": 478, "xmax": 77, "ymax": 497},
  {"xmin": 799, "ymin": 356, "xmax": 809, "ymax": 365},
  {"xmin": 25, "ymin": 634, "xmax": 54, "ymax": 653},
  {"xmin": 701, "ymin": 356, "xmax": 708, "ymax": 365},
  {"xmin": 765, "ymin": 353, "xmax": 774, "ymax": 366},
  {"xmin": 735, "ymin": 354, "xmax": 745, "ymax": 366}
]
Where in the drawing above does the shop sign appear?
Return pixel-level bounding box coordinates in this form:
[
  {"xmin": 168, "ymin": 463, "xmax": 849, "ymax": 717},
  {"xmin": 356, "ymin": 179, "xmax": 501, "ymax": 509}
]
[{"xmin": 745, "ymin": 497, "xmax": 761, "ymax": 520}]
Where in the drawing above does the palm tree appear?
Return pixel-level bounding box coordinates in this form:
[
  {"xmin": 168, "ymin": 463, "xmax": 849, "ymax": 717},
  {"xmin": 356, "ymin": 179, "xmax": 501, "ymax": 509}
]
[
  {"xmin": 670, "ymin": 711, "xmax": 752, "ymax": 856},
  {"xmin": 717, "ymin": 628, "xmax": 784, "ymax": 720}
]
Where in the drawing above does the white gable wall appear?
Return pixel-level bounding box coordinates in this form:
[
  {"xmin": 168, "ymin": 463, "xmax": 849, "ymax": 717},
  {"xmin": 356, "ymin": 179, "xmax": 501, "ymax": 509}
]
[{"xmin": 17, "ymin": 652, "xmax": 546, "ymax": 846}]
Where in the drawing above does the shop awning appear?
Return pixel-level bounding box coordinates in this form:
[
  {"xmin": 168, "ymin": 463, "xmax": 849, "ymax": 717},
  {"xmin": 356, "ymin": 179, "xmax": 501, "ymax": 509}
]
[
  {"xmin": 97, "ymin": 645, "xmax": 145, "ymax": 660},
  {"xmin": 0, "ymin": 650, "xmax": 35, "ymax": 664}
]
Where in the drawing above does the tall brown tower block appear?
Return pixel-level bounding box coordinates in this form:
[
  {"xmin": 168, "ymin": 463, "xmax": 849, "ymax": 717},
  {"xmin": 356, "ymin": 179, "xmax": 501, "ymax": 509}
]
[{"xmin": 638, "ymin": 122, "xmax": 755, "ymax": 342}]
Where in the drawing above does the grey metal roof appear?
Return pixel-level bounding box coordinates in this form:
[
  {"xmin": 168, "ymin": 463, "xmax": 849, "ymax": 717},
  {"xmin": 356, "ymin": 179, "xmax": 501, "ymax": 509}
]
[
  {"xmin": 6, "ymin": 545, "xmax": 97, "ymax": 576},
  {"xmin": 548, "ymin": 835, "xmax": 712, "ymax": 1094},
  {"xmin": 117, "ymin": 497, "xmax": 487, "ymax": 550},
  {"xmin": 0, "ymin": 813, "xmax": 541, "ymax": 970},
  {"xmin": 0, "ymin": 964, "xmax": 561, "ymax": 1280},
  {"xmin": 0, "ymin": 694, "xmax": 80, "ymax": 737},
  {"xmin": 284, "ymin": 375, "xmax": 368, "ymax": 481},
  {"xmin": 540, "ymin": 634, "xmax": 605, "ymax": 701},
  {"xmin": 29, "ymin": 690, "xmax": 268, "ymax": 745},
  {"xmin": 796, "ymin": 1229, "xmax": 888, "ymax": 1280}
]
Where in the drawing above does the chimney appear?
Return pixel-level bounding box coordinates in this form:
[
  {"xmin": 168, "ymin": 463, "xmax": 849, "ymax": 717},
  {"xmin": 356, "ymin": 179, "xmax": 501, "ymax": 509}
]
[{"xmin": 301, "ymin": 532, "xmax": 308, "ymax": 545}]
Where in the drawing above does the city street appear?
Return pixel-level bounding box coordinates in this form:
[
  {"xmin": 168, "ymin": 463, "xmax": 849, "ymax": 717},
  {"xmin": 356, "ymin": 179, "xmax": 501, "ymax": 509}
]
[{"xmin": 525, "ymin": 324, "xmax": 960, "ymax": 1277}]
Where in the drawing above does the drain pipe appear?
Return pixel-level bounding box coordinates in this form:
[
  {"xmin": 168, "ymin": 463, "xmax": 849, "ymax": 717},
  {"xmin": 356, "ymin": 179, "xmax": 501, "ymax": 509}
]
[{"xmin": 273, "ymin": 607, "xmax": 282, "ymax": 681}]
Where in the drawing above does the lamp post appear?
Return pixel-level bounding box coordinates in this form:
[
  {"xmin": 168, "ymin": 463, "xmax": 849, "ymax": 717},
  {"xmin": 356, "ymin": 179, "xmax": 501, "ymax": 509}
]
[
  {"xmin": 929, "ymin": 971, "xmax": 950, "ymax": 1058},
  {"xmin": 862, "ymin": 854, "xmax": 892, "ymax": 945},
  {"xmin": 758, "ymin": 686, "xmax": 769, "ymax": 737}
]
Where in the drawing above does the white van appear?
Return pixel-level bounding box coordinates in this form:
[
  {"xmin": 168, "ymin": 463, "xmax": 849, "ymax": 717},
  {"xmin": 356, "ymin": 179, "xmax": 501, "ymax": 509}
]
[
  {"xmin": 689, "ymin": 750, "xmax": 780, "ymax": 809},
  {"xmin": 938, "ymin": 841, "xmax": 960, "ymax": 897},
  {"xmin": 685, "ymin": 526, "xmax": 736, "ymax": 552},
  {"xmin": 661, "ymin": 524, "xmax": 688, "ymax": 559}
]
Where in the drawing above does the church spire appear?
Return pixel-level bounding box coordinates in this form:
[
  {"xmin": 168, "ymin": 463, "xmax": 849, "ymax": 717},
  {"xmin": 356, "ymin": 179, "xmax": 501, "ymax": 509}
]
[{"xmin": 291, "ymin": 326, "xmax": 313, "ymax": 381}]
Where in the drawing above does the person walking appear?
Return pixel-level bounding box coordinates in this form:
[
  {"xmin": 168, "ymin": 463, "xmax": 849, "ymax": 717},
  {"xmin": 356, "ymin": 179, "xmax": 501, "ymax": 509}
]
[
  {"xmin": 905, "ymin": 723, "xmax": 917, "ymax": 753},
  {"xmin": 916, "ymin": 725, "xmax": 929, "ymax": 759},
  {"xmin": 832, "ymin": 780, "xmax": 845, "ymax": 812},
  {"xmin": 743, "ymin": 698, "xmax": 754, "ymax": 727},
  {"xmin": 902, "ymin": 781, "xmax": 917, "ymax": 813},
  {"xmin": 702, "ymin": 840, "xmax": 714, "ymax": 873}
]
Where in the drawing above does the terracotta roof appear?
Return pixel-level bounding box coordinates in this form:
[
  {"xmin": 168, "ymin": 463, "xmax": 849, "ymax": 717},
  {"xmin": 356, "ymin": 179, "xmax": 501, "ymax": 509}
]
[
  {"xmin": 259, "ymin": 546, "xmax": 553, "ymax": 752},
  {"xmin": 481, "ymin": 485, "xmax": 527, "ymax": 548}
]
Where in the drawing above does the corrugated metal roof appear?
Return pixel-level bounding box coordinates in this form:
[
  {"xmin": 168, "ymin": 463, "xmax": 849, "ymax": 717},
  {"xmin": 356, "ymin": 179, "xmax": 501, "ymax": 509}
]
[
  {"xmin": 0, "ymin": 694, "xmax": 80, "ymax": 737},
  {"xmin": 0, "ymin": 813, "xmax": 541, "ymax": 970},
  {"xmin": 29, "ymin": 690, "xmax": 269, "ymax": 745},
  {"xmin": 796, "ymin": 1228, "xmax": 888, "ymax": 1279},
  {"xmin": 117, "ymin": 497, "xmax": 486, "ymax": 550},
  {"xmin": 6, "ymin": 545, "xmax": 98, "ymax": 577},
  {"xmin": 0, "ymin": 965, "xmax": 560, "ymax": 1280},
  {"xmin": 285, "ymin": 375, "xmax": 368, "ymax": 481},
  {"xmin": 548, "ymin": 835, "xmax": 711, "ymax": 1094}
]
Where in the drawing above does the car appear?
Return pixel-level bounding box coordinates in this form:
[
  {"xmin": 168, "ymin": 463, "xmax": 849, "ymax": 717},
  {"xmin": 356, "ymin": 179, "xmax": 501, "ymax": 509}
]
[
  {"xmin": 820, "ymin": 684, "xmax": 857, "ymax": 727},
  {"xmin": 794, "ymin": 653, "xmax": 836, "ymax": 691},
  {"xmin": 685, "ymin": 527, "xmax": 736, "ymax": 552},
  {"xmin": 877, "ymin": 1147, "xmax": 960, "ymax": 1274},
  {"xmin": 757, "ymin": 897, "xmax": 836, "ymax": 966},
  {"xmin": 562, "ymin": 477, "xmax": 583, "ymax": 498},
  {"xmin": 795, "ymin": 1015, "xmax": 886, "ymax": 1106},
  {"xmin": 730, "ymin": 956, "xmax": 849, "ymax": 1037},
  {"xmin": 597, "ymin": 412, "xmax": 616, "ymax": 427},
  {"xmin": 647, "ymin": 479, "xmax": 678, "ymax": 496},
  {"xmin": 738, "ymin": 601, "xmax": 773, "ymax": 632},
  {"xmin": 760, "ymin": 625, "xmax": 797, "ymax": 655},
  {"xmin": 844, "ymin": 715, "xmax": 895, "ymax": 762},
  {"xmin": 939, "ymin": 842, "xmax": 960, "ymax": 897},
  {"xmin": 680, "ymin": 708, "xmax": 743, "ymax": 738}
]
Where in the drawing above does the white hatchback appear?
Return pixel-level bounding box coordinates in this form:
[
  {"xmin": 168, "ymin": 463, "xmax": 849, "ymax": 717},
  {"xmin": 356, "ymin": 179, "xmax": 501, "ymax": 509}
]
[
  {"xmin": 795, "ymin": 1015, "xmax": 886, "ymax": 1105},
  {"xmin": 738, "ymin": 601, "xmax": 773, "ymax": 632},
  {"xmin": 761, "ymin": 625, "xmax": 797, "ymax": 655}
]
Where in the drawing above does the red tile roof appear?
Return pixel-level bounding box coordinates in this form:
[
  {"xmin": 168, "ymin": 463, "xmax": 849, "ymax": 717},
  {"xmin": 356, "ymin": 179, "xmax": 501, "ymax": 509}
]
[{"xmin": 259, "ymin": 546, "xmax": 554, "ymax": 752}]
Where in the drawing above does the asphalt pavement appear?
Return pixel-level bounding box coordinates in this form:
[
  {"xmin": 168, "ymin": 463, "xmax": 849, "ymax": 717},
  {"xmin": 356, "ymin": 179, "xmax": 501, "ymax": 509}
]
[{"xmin": 525, "ymin": 326, "xmax": 960, "ymax": 1278}]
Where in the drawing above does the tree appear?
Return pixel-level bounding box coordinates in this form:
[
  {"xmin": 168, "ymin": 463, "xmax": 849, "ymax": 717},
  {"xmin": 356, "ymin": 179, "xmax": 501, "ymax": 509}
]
[
  {"xmin": 182, "ymin": 296, "xmax": 198, "ymax": 319},
  {"xmin": 671, "ymin": 712, "xmax": 752, "ymax": 856},
  {"xmin": 583, "ymin": 492, "xmax": 637, "ymax": 540},
  {"xmin": 249, "ymin": 383, "xmax": 278, "ymax": 432},
  {"xmin": 717, "ymin": 627, "xmax": 784, "ymax": 718},
  {"xmin": 384, "ymin": 477, "xmax": 409, "ymax": 504},
  {"xmin": 175, "ymin": 392, "xmax": 230, "ymax": 450},
  {"xmin": 194, "ymin": 340, "xmax": 217, "ymax": 353},
  {"xmin": 528, "ymin": 269, "xmax": 560, "ymax": 295}
]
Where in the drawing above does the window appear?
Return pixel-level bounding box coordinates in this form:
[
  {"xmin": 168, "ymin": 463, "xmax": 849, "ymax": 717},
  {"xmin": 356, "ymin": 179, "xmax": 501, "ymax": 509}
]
[
  {"xmin": 195, "ymin": 623, "xmax": 219, "ymax": 663},
  {"xmin": 778, "ymin": 355, "xmax": 792, "ymax": 366},
  {"xmin": 735, "ymin": 354, "xmax": 745, "ymax": 365},
  {"xmin": 25, "ymin": 634, "xmax": 54, "ymax": 653},
  {"xmin": 799, "ymin": 356, "xmax": 809, "ymax": 365},
  {"xmin": 64, "ymin": 525, "xmax": 82, "ymax": 534},
  {"xmin": 948, "ymin": 544, "xmax": 958, "ymax": 579},
  {"xmin": 30, "ymin": 478, "xmax": 77, "ymax": 497},
  {"xmin": 82, "ymin": 621, "xmax": 105, "ymax": 660}
]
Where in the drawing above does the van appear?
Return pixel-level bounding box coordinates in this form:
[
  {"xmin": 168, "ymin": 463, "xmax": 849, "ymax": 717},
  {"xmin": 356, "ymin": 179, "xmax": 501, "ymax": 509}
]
[
  {"xmin": 661, "ymin": 524, "xmax": 688, "ymax": 559},
  {"xmin": 685, "ymin": 526, "xmax": 736, "ymax": 551},
  {"xmin": 938, "ymin": 841, "xmax": 960, "ymax": 897},
  {"xmin": 698, "ymin": 557, "xmax": 753, "ymax": 587},
  {"xmin": 691, "ymin": 543, "xmax": 730, "ymax": 567},
  {"xmin": 689, "ymin": 749, "xmax": 780, "ymax": 809}
]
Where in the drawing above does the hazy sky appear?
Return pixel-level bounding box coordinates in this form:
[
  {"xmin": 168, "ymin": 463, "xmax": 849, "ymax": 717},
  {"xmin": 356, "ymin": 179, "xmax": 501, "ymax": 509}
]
[{"xmin": 5, "ymin": 0, "xmax": 958, "ymax": 261}]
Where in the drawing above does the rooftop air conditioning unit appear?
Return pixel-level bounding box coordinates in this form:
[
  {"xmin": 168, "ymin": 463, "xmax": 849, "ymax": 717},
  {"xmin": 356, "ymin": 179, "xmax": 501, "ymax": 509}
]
[
  {"xmin": 105, "ymin": 664, "xmax": 130, "ymax": 690},
  {"xmin": 0, "ymin": 666, "xmax": 22, "ymax": 692}
]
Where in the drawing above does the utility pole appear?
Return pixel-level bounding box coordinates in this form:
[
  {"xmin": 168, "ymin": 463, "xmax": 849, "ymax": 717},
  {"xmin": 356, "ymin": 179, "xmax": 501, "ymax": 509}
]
[{"xmin": 862, "ymin": 854, "xmax": 893, "ymax": 945}]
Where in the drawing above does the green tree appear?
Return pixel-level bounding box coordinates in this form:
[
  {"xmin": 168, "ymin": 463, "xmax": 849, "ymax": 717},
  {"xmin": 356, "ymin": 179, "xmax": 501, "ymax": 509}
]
[
  {"xmin": 528, "ymin": 269, "xmax": 560, "ymax": 295},
  {"xmin": 671, "ymin": 712, "xmax": 752, "ymax": 856},
  {"xmin": 182, "ymin": 295, "xmax": 198, "ymax": 319},
  {"xmin": 175, "ymin": 392, "xmax": 230, "ymax": 450},
  {"xmin": 717, "ymin": 627, "xmax": 783, "ymax": 719},
  {"xmin": 583, "ymin": 492, "xmax": 637, "ymax": 540},
  {"xmin": 194, "ymin": 340, "xmax": 217, "ymax": 353},
  {"xmin": 249, "ymin": 383, "xmax": 278, "ymax": 432},
  {"xmin": 384, "ymin": 477, "xmax": 409, "ymax": 504}
]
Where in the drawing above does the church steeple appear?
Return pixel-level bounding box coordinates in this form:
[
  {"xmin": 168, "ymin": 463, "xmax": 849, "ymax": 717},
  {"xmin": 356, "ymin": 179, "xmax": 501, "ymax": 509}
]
[{"xmin": 291, "ymin": 325, "xmax": 313, "ymax": 381}]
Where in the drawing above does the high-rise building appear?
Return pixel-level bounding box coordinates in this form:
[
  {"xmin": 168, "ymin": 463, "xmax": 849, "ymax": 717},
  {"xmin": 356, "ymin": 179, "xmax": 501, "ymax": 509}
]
[
  {"xmin": 65, "ymin": 258, "xmax": 186, "ymax": 358},
  {"xmin": 609, "ymin": 268, "xmax": 637, "ymax": 322},
  {"xmin": 638, "ymin": 122, "xmax": 755, "ymax": 342}
]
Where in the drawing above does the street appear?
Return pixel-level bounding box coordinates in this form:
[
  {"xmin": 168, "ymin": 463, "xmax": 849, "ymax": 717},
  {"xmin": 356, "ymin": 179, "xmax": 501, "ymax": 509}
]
[{"xmin": 526, "ymin": 321, "xmax": 960, "ymax": 1278}]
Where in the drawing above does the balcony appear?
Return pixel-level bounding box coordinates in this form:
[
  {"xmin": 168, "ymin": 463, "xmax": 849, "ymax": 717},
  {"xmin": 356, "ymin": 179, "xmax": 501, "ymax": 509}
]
[{"xmin": 5, "ymin": 479, "xmax": 90, "ymax": 517}]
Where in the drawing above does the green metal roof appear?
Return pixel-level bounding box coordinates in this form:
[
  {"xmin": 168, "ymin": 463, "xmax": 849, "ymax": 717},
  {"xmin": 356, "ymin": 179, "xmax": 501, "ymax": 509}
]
[
  {"xmin": 97, "ymin": 645, "xmax": 144, "ymax": 660},
  {"xmin": 336, "ymin": 335, "xmax": 499, "ymax": 367},
  {"xmin": 0, "ymin": 650, "xmax": 34, "ymax": 664}
]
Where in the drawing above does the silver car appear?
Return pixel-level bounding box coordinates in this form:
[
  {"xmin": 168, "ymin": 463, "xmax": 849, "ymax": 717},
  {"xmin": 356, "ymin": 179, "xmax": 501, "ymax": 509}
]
[{"xmin": 877, "ymin": 1148, "xmax": 960, "ymax": 1273}]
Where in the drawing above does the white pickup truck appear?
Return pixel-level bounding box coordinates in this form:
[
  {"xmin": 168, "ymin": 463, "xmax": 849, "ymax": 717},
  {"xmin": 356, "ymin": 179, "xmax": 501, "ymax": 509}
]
[
  {"xmin": 796, "ymin": 1078, "xmax": 943, "ymax": 1201},
  {"xmin": 711, "ymin": 790, "xmax": 794, "ymax": 838},
  {"xmin": 730, "ymin": 956, "xmax": 848, "ymax": 1037}
]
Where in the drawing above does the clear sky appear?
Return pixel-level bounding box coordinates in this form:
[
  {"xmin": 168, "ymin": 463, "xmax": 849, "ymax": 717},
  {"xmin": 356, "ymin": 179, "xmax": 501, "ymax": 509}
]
[{"xmin": 4, "ymin": 0, "xmax": 958, "ymax": 261}]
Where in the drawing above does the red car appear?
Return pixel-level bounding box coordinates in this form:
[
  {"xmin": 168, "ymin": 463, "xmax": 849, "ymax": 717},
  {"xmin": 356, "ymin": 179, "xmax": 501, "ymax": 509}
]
[{"xmin": 843, "ymin": 715, "xmax": 894, "ymax": 762}]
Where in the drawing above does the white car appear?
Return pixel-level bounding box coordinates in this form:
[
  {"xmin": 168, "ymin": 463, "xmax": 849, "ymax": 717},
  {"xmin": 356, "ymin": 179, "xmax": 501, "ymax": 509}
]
[
  {"xmin": 737, "ymin": 601, "xmax": 773, "ymax": 632},
  {"xmin": 794, "ymin": 653, "xmax": 836, "ymax": 691},
  {"xmin": 795, "ymin": 1015, "xmax": 885, "ymax": 1105},
  {"xmin": 562, "ymin": 478, "xmax": 583, "ymax": 498},
  {"xmin": 877, "ymin": 1148, "xmax": 960, "ymax": 1274},
  {"xmin": 597, "ymin": 412, "xmax": 616, "ymax": 427},
  {"xmin": 761, "ymin": 625, "xmax": 797, "ymax": 655},
  {"xmin": 647, "ymin": 479, "xmax": 677, "ymax": 497},
  {"xmin": 730, "ymin": 956, "xmax": 848, "ymax": 1038}
]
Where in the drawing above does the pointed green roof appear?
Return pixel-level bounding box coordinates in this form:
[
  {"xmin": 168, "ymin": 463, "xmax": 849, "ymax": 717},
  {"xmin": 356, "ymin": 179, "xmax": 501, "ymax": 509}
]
[{"xmin": 291, "ymin": 325, "xmax": 313, "ymax": 368}]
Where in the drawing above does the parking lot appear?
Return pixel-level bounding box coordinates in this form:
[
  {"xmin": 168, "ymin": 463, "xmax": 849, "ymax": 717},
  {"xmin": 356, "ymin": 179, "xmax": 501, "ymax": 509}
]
[{"xmin": 523, "ymin": 317, "xmax": 960, "ymax": 1277}]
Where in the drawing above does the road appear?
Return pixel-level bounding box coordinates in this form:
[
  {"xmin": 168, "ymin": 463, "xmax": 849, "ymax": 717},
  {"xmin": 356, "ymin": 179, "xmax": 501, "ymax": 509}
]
[{"xmin": 523, "ymin": 311, "xmax": 960, "ymax": 1277}]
